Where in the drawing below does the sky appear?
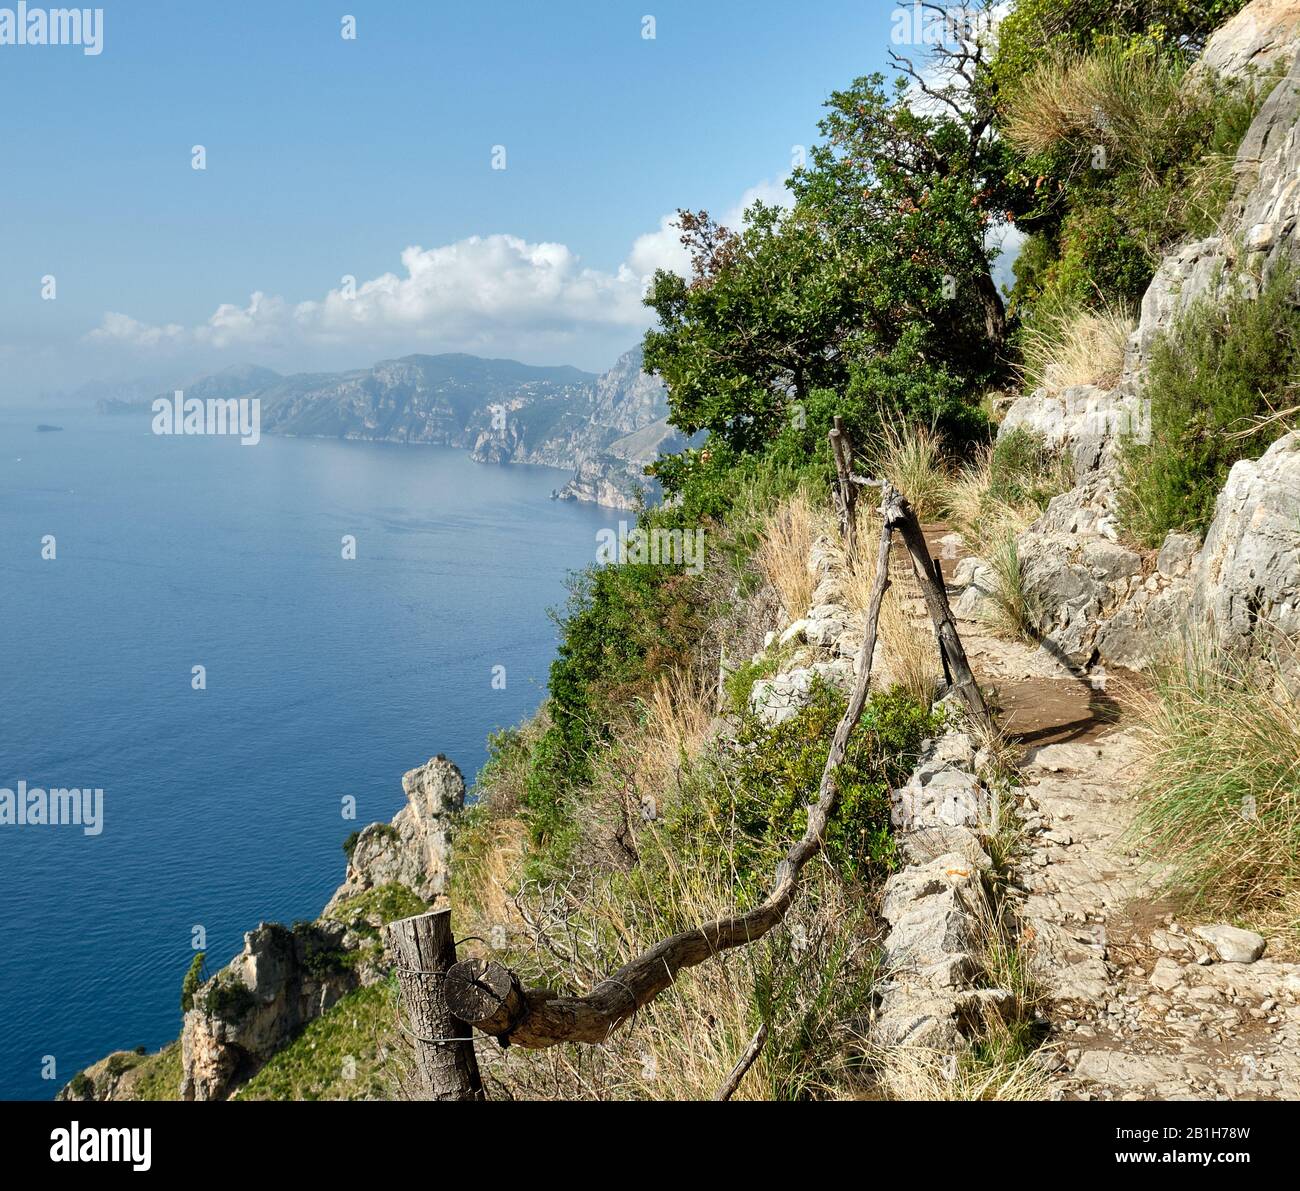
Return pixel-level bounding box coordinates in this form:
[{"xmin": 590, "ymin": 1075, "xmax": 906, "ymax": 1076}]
[{"xmin": 0, "ymin": 1, "xmax": 962, "ymax": 400}]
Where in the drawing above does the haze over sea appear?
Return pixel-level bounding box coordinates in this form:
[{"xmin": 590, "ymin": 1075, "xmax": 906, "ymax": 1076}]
[{"xmin": 0, "ymin": 407, "xmax": 617, "ymax": 1099}]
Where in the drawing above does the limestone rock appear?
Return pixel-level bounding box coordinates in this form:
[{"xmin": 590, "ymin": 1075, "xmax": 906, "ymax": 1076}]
[
  {"xmin": 329, "ymin": 755, "xmax": 465, "ymax": 910},
  {"xmin": 1195, "ymin": 0, "xmax": 1300, "ymax": 82},
  {"xmin": 180, "ymin": 920, "xmax": 359, "ymax": 1101},
  {"xmin": 1190, "ymin": 432, "xmax": 1300, "ymax": 673},
  {"xmin": 749, "ymin": 661, "xmax": 853, "ymax": 725},
  {"xmin": 1157, "ymin": 531, "xmax": 1201, "ymax": 579},
  {"xmin": 1193, "ymin": 924, "xmax": 1268, "ymax": 964}
]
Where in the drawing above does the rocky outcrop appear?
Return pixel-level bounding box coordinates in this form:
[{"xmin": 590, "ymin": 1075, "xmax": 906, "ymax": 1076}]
[
  {"xmin": 99, "ymin": 347, "xmax": 674, "ymax": 498},
  {"xmin": 554, "ymin": 351, "xmax": 678, "ymax": 509},
  {"xmin": 69, "ymin": 754, "xmax": 462, "ymax": 1102},
  {"xmin": 1195, "ymin": 0, "xmax": 1300, "ymax": 81},
  {"xmin": 180, "ymin": 920, "xmax": 358, "ymax": 1101},
  {"xmin": 1136, "ymin": 37, "xmax": 1300, "ymax": 365},
  {"xmin": 1190, "ymin": 431, "xmax": 1300, "ymax": 680},
  {"xmin": 327, "ymin": 755, "xmax": 465, "ymax": 910},
  {"xmin": 981, "ymin": 16, "xmax": 1300, "ymax": 675},
  {"xmin": 176, "ymin": 756, "xmax": 466, "ymax": 1101}
]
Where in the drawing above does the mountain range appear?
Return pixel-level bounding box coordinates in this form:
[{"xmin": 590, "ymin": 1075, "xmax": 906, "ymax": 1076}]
[{"xmin": 98, "ymin": 348, "xmax": 684, "ymax": 508}]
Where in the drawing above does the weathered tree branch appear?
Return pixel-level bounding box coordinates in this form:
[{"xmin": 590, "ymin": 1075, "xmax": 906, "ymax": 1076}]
[
  {"xmin": 445, "ymin": 496, "xmax": 899, "ymax": 1049},
  {"xmin": 714, "ymin": 1022, "xmax": 770, "ymax": 1101}
]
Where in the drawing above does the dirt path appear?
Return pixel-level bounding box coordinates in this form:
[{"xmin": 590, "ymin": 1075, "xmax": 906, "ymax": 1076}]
[{"xmin": 913, "ymin": 529, "xmax": 1300, "ymax": 1100}]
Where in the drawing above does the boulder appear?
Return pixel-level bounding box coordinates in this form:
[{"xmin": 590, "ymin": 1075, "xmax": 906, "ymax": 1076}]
[
  {"xmin": 1190, "ymin": 432, "xmax": 1300, "ymax": 668},
  {"xmin": 1193, "ymin": 924, "xmax": 1268, "ymax": 964}
]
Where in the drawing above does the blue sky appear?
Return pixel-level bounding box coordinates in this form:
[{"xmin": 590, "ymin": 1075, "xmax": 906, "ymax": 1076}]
[{"xmin": 0, "ymin": 1, "xmax": 914, "ymax": 398}]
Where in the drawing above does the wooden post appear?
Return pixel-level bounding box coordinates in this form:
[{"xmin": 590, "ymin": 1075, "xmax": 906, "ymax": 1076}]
[
  {"xmin": 386, "ymin": 909, "xmax": 484, "ymax": 1101},
  {"xmin": 889, "ymin": 500, "xmax": 993, "ymax": 734},
  {"xmin": 928, "ymin": 553, "xmax": 954, "ymax": 690},
  {"xmin": 829, "ymin": 416, "xmax": 858, "ymax": 566}
]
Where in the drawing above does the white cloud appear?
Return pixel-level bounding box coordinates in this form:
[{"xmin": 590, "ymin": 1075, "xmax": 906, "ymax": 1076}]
[{"xmin": 85, "ymin": 176, "xmax": 797, "ymax": 369}]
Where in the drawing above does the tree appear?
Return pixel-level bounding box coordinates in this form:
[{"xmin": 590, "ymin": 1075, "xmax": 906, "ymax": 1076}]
[{"xmin": 643, "ymin": 203, "xmax": 871, "ymax": 454}]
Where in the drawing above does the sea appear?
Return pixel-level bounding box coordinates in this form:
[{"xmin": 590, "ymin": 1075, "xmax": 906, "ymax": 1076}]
[{"xmin": 0, "ymin": 405, "xmax": 618, "ymax": 1099}]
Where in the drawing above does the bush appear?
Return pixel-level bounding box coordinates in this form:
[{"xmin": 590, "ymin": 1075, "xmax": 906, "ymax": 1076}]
[
  {"xmin": 990, "ymin": 428, "xmax": 1073, "ymax": 511},
  {"xmin": 1120, "ymin": 266, "xmax": 1300, "ymax": 546},
  {"xmin": 677, "ymin": 682, "xmax": 940, "ymax": 899},
  {"xmin": 203, "ymin": 976, "xmax": 256, "ymax": 1021},
  {"xmin": 180, "ymin": 951, "xmax": 205, "ymax": 1013},
  {"xmin": 999, "ymin": 36, "xmax": 1273, "ymax": 313}
]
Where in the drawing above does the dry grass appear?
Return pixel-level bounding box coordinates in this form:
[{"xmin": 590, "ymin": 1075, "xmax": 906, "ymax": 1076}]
[
  {"xmin": 754, "ymin": 489, "xmax": 818, "ymax": 620},
  {"xmin": 1003, "ymin": 46, "xmax": 1188, "ymax": 170},
  {"xmin": 1019, "ymin": 303, "xmax": 1134, "ymax": 393},
  {"xmin": 873, "ymin": 422, "xmax": 950, "ymax": 520},
  {"xmin": 878, "ymin": 587, "xmax": 942, "ymax": 706},
  {"xmin": 1131, "ymin": 638, "xmax": 1300, "ymax": 948},
  {"xmin": 861, "ymin": 1042, "xmax": 1049, "ymax": 1101},
  {"xmin": 473, "ymin": 817, "xmax": 880, "ymax": 1101},
  {"xmin": 451, "ymin": 815, "xmax": 530, "ymax": 940},
  {"xmin": 944, "ymin": 449, "xmax": 1039, "ymax": 560}
]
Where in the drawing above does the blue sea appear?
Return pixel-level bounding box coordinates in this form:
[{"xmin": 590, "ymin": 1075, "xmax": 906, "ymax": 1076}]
[{"xmin": 0, "ymin": 407, "xmax": 617, "ymax": 1100}]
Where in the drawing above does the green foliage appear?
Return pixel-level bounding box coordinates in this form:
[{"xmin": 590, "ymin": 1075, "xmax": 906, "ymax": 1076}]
[
  {"xmin": 180, "ymin": 951, "xmax": 205, "ymax": 1013},
  {"xmin": 238, "ymin": 983, "xmax": 396, "ymax": 1101},
  {"xmin": 991, "ymin": 0, "xmax": 1246, "ymax": 97},
  {"xmin": 722, "ymin": 651, "xmax": 784, "ymax": 718},
  {"xmin": 326, "ymin": 883, "xmax": 427, "ymax": 940},
  {"xmin": 203, "ymin": 975, "xmax": 256, "ymax": 1021},
  {"xmin": 990, "ymin": 428, "xmax": 1072, "ymax": 510},
  {"xmin": 996, "ymin": 23, "xmax": 1271, "ymax": 314},
  {"xmin": 292, "ymin": 921, "xmax": 356, "ymax": 979},
  {"xmin": 104, "ymin": 1052, "xmax": 142, "ymax": 1080},
  {"xmin": 67, "ymin": 1071, "xmax": 94, "ymax": 1099},
  {"xmin": 1120, "ymin": 266, "xmax": 1300, "ymax": 545},
  {"xmin": 125, "ymin": 1044, "xmax": 184, "ymax": 1101},
  {"xmin": 673, "ymin": 683, "xmax": 941, "ymax": 900},
  {"xmin": 642, "ymin": 65, "xmax": 1007, "ymax": 518}
]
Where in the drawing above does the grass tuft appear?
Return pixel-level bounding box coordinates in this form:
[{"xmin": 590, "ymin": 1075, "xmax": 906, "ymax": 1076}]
[{"xmin": 1131, "ymin": 639, "xmax": 1300, "ymax": 949}]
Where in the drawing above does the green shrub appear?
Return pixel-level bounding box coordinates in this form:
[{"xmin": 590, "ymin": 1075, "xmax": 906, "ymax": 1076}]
[
  {"xmin": 1120, "ymin": 266, "xmax": 1300, "ymax": 546},
  {"xmin": 203, "ymin": 975, "xmax": 257, "ymax": 1021},
  {"xmin": 325, "ymin": 883, "xmax": 427, "ymax": 938},
  {"xmin": 675, "ymin": 682, "xmax": 940, "ymax": 900},
  {"xmin": 990, "ymin": 429, "xmax": 1072, "ymax": 510},
  {"xmin": 180, "ymin": 951, "xmax": 206, "ymax": 1013}
]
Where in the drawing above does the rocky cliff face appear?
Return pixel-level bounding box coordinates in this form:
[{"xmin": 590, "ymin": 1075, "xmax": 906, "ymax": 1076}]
[
  {"xmin": 960, "ymin": 13, "xmax": 1300, "ymax": 676},
  {"xmin": 551, "ymin": 348, "xmax": 675, "ymax": 509},
  {"xmin": 64, "ymin": 755, "xmax": 467, "ymax": 1103}
]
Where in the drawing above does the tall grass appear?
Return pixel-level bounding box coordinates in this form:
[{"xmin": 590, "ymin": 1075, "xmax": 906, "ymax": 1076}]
[
  {"xmin": 945, "ymin": 430, "xmax": 1071, "ymax": 561},
  {"xmin": 872, "ymin": 422, "xmax": 950, "ymax": 521},
  {"xmin": 984, "ymin": 531, "xmax": 1040, "ymax": 644},
  {"xmin": 1131, "ymin": 639, "xmax": 1300, "ymax": 947},
  {"xmin": 754, "ymin": 489, "xmax": 818, "ymax": 620},
  {"xmin": 1018, "ymin": 302, "xmax": 1133, "ymax": 393},
  {"xmin": 1003, "ymin": 45, "xmax": 1190, "ymax": 175}
]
